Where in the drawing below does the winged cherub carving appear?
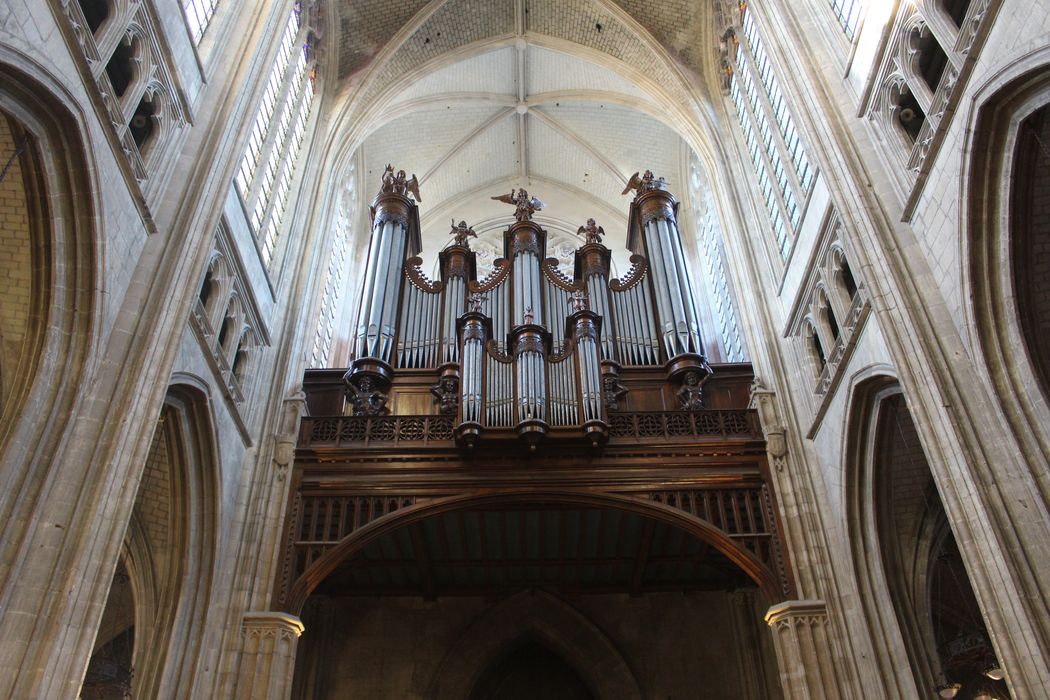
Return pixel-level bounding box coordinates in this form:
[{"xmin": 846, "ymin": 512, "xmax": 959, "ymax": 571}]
[
  {"xmin": 380, "ymin": 164, "xmax": 422, "ymax": 201},
  {"xmin": 576, "ymin": 218, "xmax": 604, "ymax": 245},
  {"xmin": 491, "ymin": 188, "xmax": 545, "ymax": 222},
  {"xmin": 450, "ymin": 220, "xmax": 477, "ymax": 246},
  {"xmin": 569, "ymin": 289, "xmax": 589, "ymax": 312},
  {"xmin": 621, "ymin": 170, "xmax": 667, "ymax": 197}
]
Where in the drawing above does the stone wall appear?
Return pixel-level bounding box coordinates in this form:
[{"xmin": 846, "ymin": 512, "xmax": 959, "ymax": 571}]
[{"xmin": 292, "ymin": 591, "xmax": 781, "ymax": 700}]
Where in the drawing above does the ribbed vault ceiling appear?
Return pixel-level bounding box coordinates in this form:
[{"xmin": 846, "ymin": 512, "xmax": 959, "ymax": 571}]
[{"xmin": 323, "ymin": 0, "xmax": 720, "ymax": 274}]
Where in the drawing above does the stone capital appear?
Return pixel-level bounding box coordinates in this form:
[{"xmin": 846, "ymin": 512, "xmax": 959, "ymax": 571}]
[{"xmin": 241, "ymin": 612, "xmax": 305, "ymax": 641}]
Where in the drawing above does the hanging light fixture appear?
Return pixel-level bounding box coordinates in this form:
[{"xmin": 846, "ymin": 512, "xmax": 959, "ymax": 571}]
[
  {"xmin": 982, "ymin": 659, "xmax": 1006, "ymax": 681},
  {"xmin": 934, "ymin": 677, "xmax": 960, "ymax": 698}
]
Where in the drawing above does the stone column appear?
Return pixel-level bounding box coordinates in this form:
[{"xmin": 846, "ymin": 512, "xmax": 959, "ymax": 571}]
[
  {"xmin": 765, "ymin": 600, "xmax": 847, "ymax": 700},
  {"xmin": 235, "ymin": 612, "xmax": 304, "ymax": 700}
]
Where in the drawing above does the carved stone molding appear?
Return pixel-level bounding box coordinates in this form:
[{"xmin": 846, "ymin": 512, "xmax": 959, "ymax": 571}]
[
  {"xmin": 750, "ymin": 378, "xmax": 788, "ymax": 472},
  {"xmin": 242, "ymin": 612, "xmax": 305, "ymax": 642},
  {"xmin": 235, "ymin": 613, "xmax": 305, "ymax": 700},
  {"xmin": 764, "ymin": 600, "xmax": 848, "ymax": 700}
]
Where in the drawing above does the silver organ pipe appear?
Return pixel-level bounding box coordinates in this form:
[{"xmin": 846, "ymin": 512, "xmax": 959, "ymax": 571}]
[
  {"xmin": 609, "ymin": 257, "xmax": 659, "ymax": 367},
  {"xmin": 396, "ymin": 260, "xmax": 442, "ymax": 369},
  {"xmin": 350, "ymin": 173, "xmax": 709, "ymax": 450},
  {"xmin": 644, "ymin": 218, "xmax": 679, "ymax": 359},
  {"xmin": 350, "ymin": 170, "xmax": 421, "ymax": 372},
  {"xmin": 354, "ymin": 224, "xmax": 383, "ymax": 358},
  {"xmin": 638, "ymin": 274, "xmax": 660, "ymax": 362},
  {"xmin": 655, "ymin": 218, "xmax": 690, "ymax": 353},
  {"xmin": 631, "ymin": 176, "xmax": 707, "ymax": 362},
  {"xmin": 664, "ymin": 218, "xmax": 703, "ymax": 353},
  {"xmin": 586, "ymin": 273, "xmax": 611, "ymax": 359},
  {"xmin": 572, "ymin": 313, "xmax": 602, "ymax": 424},
  {"xmin": 548, "ymin": 353, "xmax": 578, "ymax": 427},
  {"xmin": 442, "ymin": 276, "xmax": 464, "ymax": 363}
]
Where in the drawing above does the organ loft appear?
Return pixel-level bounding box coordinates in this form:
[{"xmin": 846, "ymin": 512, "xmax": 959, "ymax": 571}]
[{"xmin": 278, "ymin": 168, "xmax": 792, "ymax": 695}]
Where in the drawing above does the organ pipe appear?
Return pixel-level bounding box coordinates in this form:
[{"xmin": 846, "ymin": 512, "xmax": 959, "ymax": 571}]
[{"xmin": 350, "ymin": 168, "xmax": 712, "ymax": 449}]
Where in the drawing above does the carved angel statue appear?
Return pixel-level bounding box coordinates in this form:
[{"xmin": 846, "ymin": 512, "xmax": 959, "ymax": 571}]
[
  {"xmin": 576, "ymin": 218, "xmax": 604, "ymax": 245},
  {"xmin": 491, "ymin": 188, "xmax": 544, "ymax": 222},
  {"xmin": 676, "ymin": 370, "xmax": 709, "ymax": 412},
  {"xmin": 380, "ymin": 164, "xmax": 422, "ymax": 201},
  {"xmin": 347, "ymin": 376, "xmax": 388, "ymax": 416},
  {"xmin": 523, "ymin": 306, "xmax": 535, "ymax": 324},
  {"xmin": 603, "ymin": 374, "xmax": 629, "ymax": 411},
  {"xmin": 430, "ymin": 375, "xmax": 460, "ymax": 415},
  {"xmin": 450, "ymin": 220, "xmax": 477, "ymax": 246},
  {"xmin": 467, "ymin": 292, "xmax": 486, "ymax": 314},
  {"xmin": 621, "ymin": 170, "xmax": 667, "ymax": 197},
  {"xmin": 569, "ymin": 289, "xmax": 589, "ymax": 312}
]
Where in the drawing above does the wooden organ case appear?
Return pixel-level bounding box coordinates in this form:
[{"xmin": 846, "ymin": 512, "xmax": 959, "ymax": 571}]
[{"xmin": 276, "ymin": 169, "xmax": 794, "ymax": 613}]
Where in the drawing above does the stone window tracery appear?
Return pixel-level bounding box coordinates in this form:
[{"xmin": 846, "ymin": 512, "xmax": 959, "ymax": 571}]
[
  {"xmin": 864, "ymin": 0, "xmax": 994, "ymax": 183},
  {"xmin": 788, "ymin": 216, "xmax": 870, "ymax": 399},
  {"xmin": 689, "ymin": 158, "xmax": 748, "ymax": 363},
  {"xmin": 829, "ymin": 0, "xmax": 863, "ymax": 38},
  {"xmin": 63, "ymin": 0, "xmax": 188, "ymax": 189},
  {"xmin": 234, "ymin": 8, "xmax": 316, "ymax": 269},
  {"xmin": 191, "ymin": 226, "xmax": 268, "ymax": 405},
  {"xmin": 310, "ymin": 169, "xmax": 356, "ymax": 368},
  {"xmin": 181, "ymin": 0, "xmax": 220, "ymax": 45},
  {"xmin": 724, "ymin": 3, "xmax": 815, "ymax": 258}
]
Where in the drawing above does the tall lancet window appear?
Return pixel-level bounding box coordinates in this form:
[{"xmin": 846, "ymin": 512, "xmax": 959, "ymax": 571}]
[
  {"xmin": 690, "ymin": 157, "xmax": 749, "ymax": 363},
  {"xmin": 181, "ymin": 0, "xmax": 220, "ymax": 44},
  {"xmin": 311, "ymin": 169, "xmax": 357, "ymax": 367},
  {"xmin": 727, "ymin": 2, "xmax": 815, "ymax": 258},
  {"xmin": 829, "ymin": 0, "xmax": 863, "ymax": 38},
  {"xmin": 235, "ymin": 6, "xmax": 316, "ymax": 268}
]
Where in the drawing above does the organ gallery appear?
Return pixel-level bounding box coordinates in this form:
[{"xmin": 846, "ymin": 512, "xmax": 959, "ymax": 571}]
[{"xmin": 278, "ymin": 170, "xmax": 791, "ymax": 697}]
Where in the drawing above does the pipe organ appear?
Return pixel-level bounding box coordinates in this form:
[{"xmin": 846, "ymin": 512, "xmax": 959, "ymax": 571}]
[{"xmin": 344, "ymin": 167, "xmax": 715, "ymax": 450}]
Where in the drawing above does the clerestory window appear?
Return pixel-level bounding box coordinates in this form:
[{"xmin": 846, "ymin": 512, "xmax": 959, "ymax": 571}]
[
  {"xmin": 727, "ymin": 3, "xmax": 815, "ymax": 258},
  {"xmin": 181, "ymin": 0, "xmax": 219, "ymax": 44},
  {"xmin": 829, "ymin": 0, "xmax": 863, "ymax": 39},
  {"xmin": 235, "ymin": 7, "xmax": 315, "ymax": 269}
]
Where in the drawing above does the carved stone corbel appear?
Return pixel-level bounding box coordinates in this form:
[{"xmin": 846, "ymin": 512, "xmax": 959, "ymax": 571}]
[
  {"xmin": 750, "ymin": 377, "xmax": 788, "ymax": 471},
  {"xmin": 764, "ymin": 600, "xmax": 848, "ymax": 700},
  {"xmin": 235, "ymin": 612, "xmax": 305, "ymax": 700},
  {"xmin": 273, "ymin": 388, "xmax": 306, "ymax": 480}
]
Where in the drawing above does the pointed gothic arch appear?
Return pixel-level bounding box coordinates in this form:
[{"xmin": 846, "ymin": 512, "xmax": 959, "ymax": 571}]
[
  {"xmin": 83, "ymin": 382, "xmax": 220, "ymax": 698},
  {"xmin": 427, "ymin": 589, "xmax": 642, "ymax": 700},
  {"xmin": 843, "ymin": 372, "xmax": 1005, "ymax": 698},
  {"xmin": 0, "ymin": 51, "xmax": 99, "ymax": 553},
  {"xmin": 966, "ymin": 54, "xmax": 1050, "ymax": 494}
]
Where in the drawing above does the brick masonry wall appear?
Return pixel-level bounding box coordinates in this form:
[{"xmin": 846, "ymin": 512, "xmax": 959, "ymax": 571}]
[
  {"xmin": 0, "ymin": 112, "xmax": 32, "ymax": 411},
  {"xmin": 134, "ymin": 416, "xmax": 173, "ymax": 575}
]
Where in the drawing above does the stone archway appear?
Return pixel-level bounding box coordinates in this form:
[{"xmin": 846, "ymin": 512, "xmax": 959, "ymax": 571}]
[
  {"xmin": 427, "ymin": 590, "xmax": 641, "ymax": 700},
  {"xmin": 844, "ymin": 375, "xmax": 1008, "ymax": 699}
]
